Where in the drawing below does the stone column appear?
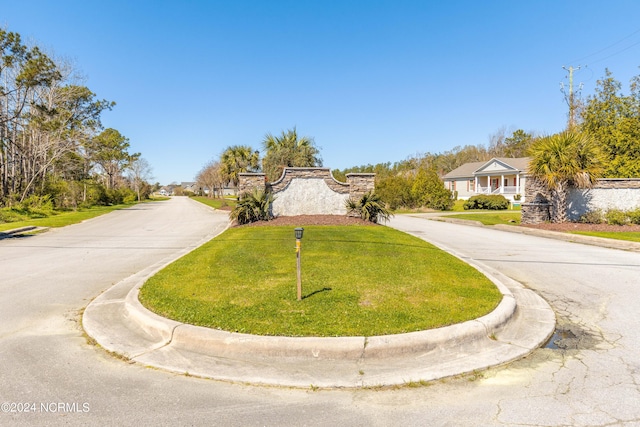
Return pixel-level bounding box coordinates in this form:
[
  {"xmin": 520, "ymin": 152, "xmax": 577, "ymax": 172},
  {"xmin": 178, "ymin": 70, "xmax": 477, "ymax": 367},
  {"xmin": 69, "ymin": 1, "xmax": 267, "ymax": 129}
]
[
  {"xmin": 238, "ymin": 173, "xmax": 266, "ymax": 196},
  {"xmin": 346, "ymin": 173, "xmax": 375, "ymax": 200},
  {"xmin": 521, "ymin": 176, "xmax": 551, "ymax": 224}
]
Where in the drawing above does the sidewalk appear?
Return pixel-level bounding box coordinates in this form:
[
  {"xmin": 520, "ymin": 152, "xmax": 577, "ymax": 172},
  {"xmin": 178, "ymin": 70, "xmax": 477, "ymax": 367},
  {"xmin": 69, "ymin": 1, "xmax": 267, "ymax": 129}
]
[{"xmin": 82, "ymin": 216, "xmax": 557, "ymax": 389}]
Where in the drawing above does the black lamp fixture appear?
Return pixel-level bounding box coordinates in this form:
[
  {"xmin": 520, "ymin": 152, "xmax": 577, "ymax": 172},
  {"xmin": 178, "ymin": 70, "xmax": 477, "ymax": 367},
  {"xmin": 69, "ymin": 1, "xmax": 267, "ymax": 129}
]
[{"xmin": 294, "ymin": 227, "xmax": 304, "ymax": 240}]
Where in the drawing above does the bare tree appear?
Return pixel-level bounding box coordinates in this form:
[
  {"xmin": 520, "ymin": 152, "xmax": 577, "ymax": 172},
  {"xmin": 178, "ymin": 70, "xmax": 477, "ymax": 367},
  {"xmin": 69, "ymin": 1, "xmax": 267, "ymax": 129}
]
[
  {"xmin": 196, "ymin": 160, "xmax": 224, "ymax": 198},
  {"xmin": 127, "ymin": 157, "xmax": 153, "ymax": 201}
]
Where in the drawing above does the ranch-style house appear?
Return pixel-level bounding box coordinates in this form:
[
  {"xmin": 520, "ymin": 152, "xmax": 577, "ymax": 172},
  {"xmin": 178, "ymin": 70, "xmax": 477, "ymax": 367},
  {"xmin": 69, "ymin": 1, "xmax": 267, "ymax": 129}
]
[{"xmin": 443, "ymin": 157, "xmax": 530, "ymax": 202}]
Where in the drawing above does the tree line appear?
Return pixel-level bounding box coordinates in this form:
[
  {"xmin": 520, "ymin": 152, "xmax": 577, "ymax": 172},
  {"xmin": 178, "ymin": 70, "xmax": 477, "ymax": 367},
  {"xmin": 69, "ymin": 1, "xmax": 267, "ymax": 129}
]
[
  {"xmin": 0, "ymin": 29, "xmax": 151, "ymax": 213},
  {"xmin": 195, "ymin": 124, "xmax": 537, "ymax": 210},
  {"xmin": 526, "ymin": 69, "xmax": 640, "ymax": 223},
  {"xmin": 335, "ymin": 69, "xmax": 640, "ymax": 211},
  {"xmin": 195, "ymin": 127, "xmax": 322, "ymax": 197},
  {"xmin": 196, "ymin": 68, "xmax": 640, "ymax": 214}
]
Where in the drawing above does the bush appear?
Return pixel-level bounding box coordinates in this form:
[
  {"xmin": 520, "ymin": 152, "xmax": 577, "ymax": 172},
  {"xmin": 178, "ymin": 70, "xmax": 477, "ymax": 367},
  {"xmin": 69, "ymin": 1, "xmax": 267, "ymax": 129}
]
[
  {"xmin": 579, "ymin": 209, "xmax": 604, "ymax": 224},
  {"xmin": 410, "ymin": 169, "xmax": 454, "ymax": 211},
  {"xmin": 18, "ymin": 195, "xmax": 54, "ymax": 218},
  {"xmin": 345, "ymin": 192, "xmax": 392, "ymax": 223},
  {"xmin": 96, "ymin": 187, "xmax": 137, "ymax": 206},
  {"xmin": 605, "ymin": 209, "xmax": 628, "ymax": 225},
  {"xmin": 463, "ymin": 195, "xmax": 509, "ymax": 210},
  {"xmin": 628, "ymin": 208, "xmax": 640, "ymax": 225},
  {"xmin": 230, "ymin": 189, "xmax": 274, "ymax": 224},
  {"xmin": 0, "ymin": 208, "xmax": 24, "ymax": 223}
]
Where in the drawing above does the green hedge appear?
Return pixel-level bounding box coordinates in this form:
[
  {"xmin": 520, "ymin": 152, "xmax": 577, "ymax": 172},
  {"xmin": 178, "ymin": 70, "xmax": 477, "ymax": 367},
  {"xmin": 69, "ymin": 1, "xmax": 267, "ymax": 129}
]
[
  {"xmin": 581, "ymin": 208, "xmax": 640, "ymax": 225},
  {"xmin": 463, "ymin": 195, "xmax": 509, "ymax": 210}
]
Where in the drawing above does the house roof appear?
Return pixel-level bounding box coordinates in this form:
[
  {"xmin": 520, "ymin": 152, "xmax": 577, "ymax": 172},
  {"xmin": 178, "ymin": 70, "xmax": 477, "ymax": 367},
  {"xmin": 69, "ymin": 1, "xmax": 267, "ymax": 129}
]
[
  {"xmin": 443, "ymin": 161, "xmax": 487, "ymax": 179},
  {"xmin": 443, "ymin": 157, "xmax": 530, "ymax": 179}
]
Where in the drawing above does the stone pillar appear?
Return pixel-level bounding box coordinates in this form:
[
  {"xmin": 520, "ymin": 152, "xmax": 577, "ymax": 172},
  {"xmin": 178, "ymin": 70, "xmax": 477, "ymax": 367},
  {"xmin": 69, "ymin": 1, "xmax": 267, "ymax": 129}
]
[
  {"xmin": 346, "ymin": 173, "xmax": 375, "ymax": 200},
  {"xmin": 238, "ymin": 173, "xmax": 266, "ymax": 196},
  {"xmin": 521, "ymin": 176, "xmax": 551, "ymax": 224}
]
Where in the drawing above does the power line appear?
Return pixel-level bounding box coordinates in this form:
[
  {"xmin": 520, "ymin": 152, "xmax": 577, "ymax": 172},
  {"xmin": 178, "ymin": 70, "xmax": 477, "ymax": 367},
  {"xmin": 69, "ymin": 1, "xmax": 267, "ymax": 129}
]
[
  {"xmin": 586, "ymin": 39, "xmax": 640, "ymax": 66},
  {"xmin": 567, "ymin": 26, "xmax": 640, "ymax": 66}
]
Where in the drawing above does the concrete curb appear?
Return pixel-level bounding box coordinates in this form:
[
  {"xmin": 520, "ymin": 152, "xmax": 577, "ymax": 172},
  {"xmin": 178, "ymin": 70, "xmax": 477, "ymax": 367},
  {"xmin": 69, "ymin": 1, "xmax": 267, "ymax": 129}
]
[
  {"xmin": 494, "ymin": 223, "xmax": 640, "ymax": 252},
  {"xmin": 83, "ymin": 215, "xmax": 555, "ymax": 388},
  {"xmin": 122, "ymin": 280, "xmax": 517, "ymax": 361},
  {"xmin": 429, "ymin": 215, "xmax": 640, "ymax": 252},
  {"xmin": 0, "ymin": 226, "xmax": 41, "ymax": 239}
]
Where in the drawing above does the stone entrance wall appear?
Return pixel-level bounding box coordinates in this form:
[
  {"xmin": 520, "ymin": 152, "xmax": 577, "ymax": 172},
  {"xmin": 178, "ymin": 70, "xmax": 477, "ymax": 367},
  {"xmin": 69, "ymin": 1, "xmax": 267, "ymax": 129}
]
[
  {"xmin": 567, "ymin": 179, "xmax": 640, "ymax": 221},
  {"xmin": 522, "ymin": 177, "xmax": 640, "ymax": 224},
  {"xmin": 238, "ymin": 168, "xmax": 375, "ymax": 217}
]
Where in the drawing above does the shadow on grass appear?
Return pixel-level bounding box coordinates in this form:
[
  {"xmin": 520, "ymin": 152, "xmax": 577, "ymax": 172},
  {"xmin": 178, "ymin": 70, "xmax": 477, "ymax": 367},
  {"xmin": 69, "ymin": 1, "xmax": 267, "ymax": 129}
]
[
  {"xmin": 302, "ymin": 287, "xmax": 332, "ymax": 300},
  {"xmin": 216, "ymin": 237, "xmax": 437, "ymax": 251}
]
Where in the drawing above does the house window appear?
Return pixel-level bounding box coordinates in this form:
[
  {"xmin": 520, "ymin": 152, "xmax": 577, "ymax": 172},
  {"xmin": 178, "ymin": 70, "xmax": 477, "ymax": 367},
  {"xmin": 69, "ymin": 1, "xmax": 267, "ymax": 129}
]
[{"xmin": 469, "ymin": 180, "xmax": 474, "ymax": 191}]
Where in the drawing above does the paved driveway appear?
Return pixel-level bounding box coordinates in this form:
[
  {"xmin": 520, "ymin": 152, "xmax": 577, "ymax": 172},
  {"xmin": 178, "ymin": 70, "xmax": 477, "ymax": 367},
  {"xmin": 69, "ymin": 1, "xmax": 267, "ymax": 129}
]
[{"xmin": 1, "ymin": 204, "xmax": 639, "ymax": 426}]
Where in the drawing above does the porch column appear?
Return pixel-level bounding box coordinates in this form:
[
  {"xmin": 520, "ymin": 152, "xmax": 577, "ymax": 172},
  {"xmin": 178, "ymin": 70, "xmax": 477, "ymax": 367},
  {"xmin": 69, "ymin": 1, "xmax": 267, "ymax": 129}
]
[
  {"xmin": 516, "ymin": 173, "xmax": 520, "ymax": 193},
  {"xmin": 474, "ymin": 176, "xmax": 478, "ymax": 193},
  {"xmin": 500, "ymin": 174, "xmax": 504, "ymax": 193}
]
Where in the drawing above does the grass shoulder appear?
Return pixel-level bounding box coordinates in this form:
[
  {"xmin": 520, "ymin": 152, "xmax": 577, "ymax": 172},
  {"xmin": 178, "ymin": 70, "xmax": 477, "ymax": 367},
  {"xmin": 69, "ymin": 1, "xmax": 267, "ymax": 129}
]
[
  {"xmin": 190, "ymin": 196, "xmax": 236, "ymax": 210},
  {"xmin": 139, "ymin": 225, "xmax": 502, "ymax": 337},
  {"xmin": 444, "ymin": 211, "xmax": 521, "ymax": 226},
  {"xmin": 569, "ymin": 230, "xmax": 640, "ymax": 243},
  {"xmin": 0, "ymin": 203, "xmax": 136, "ymax": 232}
]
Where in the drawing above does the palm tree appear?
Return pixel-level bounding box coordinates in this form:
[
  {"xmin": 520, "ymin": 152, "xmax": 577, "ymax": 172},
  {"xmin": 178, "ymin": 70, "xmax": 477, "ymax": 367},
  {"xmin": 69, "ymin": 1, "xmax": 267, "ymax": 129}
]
[
  {"xmin": 261, "ymin": 127, "xmax": 322, "ymax": 181},
  {"xmin": 230, "ymin": 189, "xmax": 274, "ymax": 224},
  {"xmin": 345, "ymin": 192, "xmax": 392, "ymax": 223},
  {"xmin": 220, "ymin": 145, "xmax": 260, "ymax": 189},
  {"xmin": 528, "ymin": 131, "xmax": 604, "ymax": 223}
]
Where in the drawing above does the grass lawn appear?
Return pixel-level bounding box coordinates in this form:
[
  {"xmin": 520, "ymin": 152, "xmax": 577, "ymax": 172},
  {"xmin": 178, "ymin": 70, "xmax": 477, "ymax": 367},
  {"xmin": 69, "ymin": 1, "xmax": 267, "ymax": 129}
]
[
  {"xmin": 570, "ymin": 231, "xmax": 640, "ymax": 243},
  {"xmin": 444, "ymin": 211, "xmax": 521, "ymax": 226},
  {"xmin": 191, "ymin": 196, "xmax": 236, "ymax": 210},
  {"xmin": 0, "ymin": 204, "xmax": 133, "ymax": 232},
  {"xmin": 139, "ymin": 225, "xmax": 502, "ymax": 337}
]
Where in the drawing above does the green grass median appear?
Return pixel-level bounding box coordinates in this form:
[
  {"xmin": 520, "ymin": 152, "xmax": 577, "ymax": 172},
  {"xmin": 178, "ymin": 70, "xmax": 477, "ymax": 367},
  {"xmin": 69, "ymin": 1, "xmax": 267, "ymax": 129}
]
[
  {"xmin": 0, "ymin": 204, "xmax": 131, "ymax": 232},
  {"xmin": 139, "ymin": 225, "xmax": 502, "ymax": 337},
  {"xmin": 570, "ymin": 230, "xmax": 640, "ymax": 242},
  {"xmin": 444, "ymin": 211, "xmax": 521, "ymax": 226}
]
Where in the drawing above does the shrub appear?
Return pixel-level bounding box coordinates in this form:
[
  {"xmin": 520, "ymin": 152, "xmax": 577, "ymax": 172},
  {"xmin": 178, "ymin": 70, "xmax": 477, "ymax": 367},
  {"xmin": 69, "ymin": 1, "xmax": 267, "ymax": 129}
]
[
  {"xmin": 230, "ymin": 189, "xmax": 274, "ymax": 224},
  {"xmin": 0, "ymin": 208, "xmax": 23, "ymax": 223},
  {"xmin": 376, "ymin": 174, "xmax": 413, "ymax": 210},
  {"xmin": 410, "ymin": 168, "xmax": 454, "ymax": 210},
  {"xmin": 18, "ymin": 195, "xmax": 54, "ymax": 218},
  {"xmin": 345, "ymin": 192, "xmax": 392, "ymax": 223},
  {"xmin": 628, "ymin": 208, "xmax": 640, "ymax": 225},
  {"xmin": 579, "ymin": 209, "xmax": 604, "ymax": 224},
  {"xmin": 605, "ymin": 209, "xmax": 628, "ymax": 226},
  {"xmin": 96, "ymin": 187, "xmax": 138, "ymax": 205},
  {"xmin": 463, "ymin": 195, "xmax": 509, "ymax": 210}
]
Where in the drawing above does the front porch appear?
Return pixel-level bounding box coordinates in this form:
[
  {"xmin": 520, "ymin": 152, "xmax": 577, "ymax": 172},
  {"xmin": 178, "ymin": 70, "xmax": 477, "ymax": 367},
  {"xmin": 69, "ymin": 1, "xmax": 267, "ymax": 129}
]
[{"xmin": 474, "ymin": 174, "xmax": 523, "ymax": 200}]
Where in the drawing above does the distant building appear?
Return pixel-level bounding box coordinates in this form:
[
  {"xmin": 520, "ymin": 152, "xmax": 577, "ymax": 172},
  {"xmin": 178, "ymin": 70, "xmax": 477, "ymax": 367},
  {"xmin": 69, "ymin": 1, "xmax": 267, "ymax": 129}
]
[{"xmin": 443, "ymin": 157, "xmax": 530, "ymax": 202}]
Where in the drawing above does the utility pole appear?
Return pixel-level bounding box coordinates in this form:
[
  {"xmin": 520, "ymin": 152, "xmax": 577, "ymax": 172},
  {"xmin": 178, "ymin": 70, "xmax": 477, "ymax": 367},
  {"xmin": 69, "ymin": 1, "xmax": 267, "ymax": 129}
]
[{"xmin": 561, "ymin": 65, "xmax": 582, "ymax": 129}]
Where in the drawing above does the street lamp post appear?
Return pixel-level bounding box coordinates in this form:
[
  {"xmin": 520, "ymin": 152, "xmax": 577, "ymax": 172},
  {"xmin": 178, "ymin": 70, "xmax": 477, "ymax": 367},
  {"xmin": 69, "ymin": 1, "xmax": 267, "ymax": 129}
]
[{"xmin": 294, "ymin": 227, "xmax": 304, "ymax": 301}]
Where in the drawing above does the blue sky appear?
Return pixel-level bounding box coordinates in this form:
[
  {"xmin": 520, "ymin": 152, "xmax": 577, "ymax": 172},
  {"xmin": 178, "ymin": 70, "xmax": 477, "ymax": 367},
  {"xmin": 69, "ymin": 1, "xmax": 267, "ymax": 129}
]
[{"xmin": 3, "ymin": 1, "xmax": 640, "ymax": 184}]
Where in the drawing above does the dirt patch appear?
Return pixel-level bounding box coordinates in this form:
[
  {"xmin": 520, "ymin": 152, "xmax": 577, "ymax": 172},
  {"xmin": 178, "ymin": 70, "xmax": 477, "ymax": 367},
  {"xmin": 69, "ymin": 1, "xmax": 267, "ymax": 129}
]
[
  {"xmin": 522, "ymin": 223, "xmax": 640, "ymax": 233},
  {"xmin": 234, "ymin": 215, "xmax": 378, "ymax": 228}
]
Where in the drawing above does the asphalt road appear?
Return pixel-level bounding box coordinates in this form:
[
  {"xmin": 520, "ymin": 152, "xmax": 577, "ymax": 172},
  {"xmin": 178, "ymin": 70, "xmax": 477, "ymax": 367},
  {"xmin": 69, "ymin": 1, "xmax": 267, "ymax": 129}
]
[{"xmin": 1, "ymin": 199, "xmax": 639, "ymax": 426}]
